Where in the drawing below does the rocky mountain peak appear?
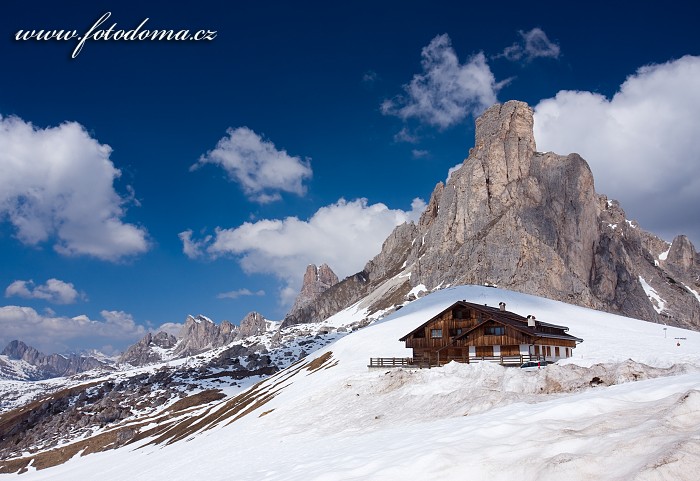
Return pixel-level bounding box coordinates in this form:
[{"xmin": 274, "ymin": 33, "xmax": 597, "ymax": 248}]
[
  {"xmin": 289, "ymin": 264, "xmax": 339, "ymax": 314},
  {"xmin": 666, "ymin": 235, "xmax": 697, "ymax": 272},
  {"xmin": 279, "ymin": 100, "xmax": 700, "ymax": 330},
  {"xmin": 239, "ymin": 312, "xmax": 267, "ymax": 338},
  {"xmin": 2, "ymin": 340, "xmax": 42, "ymax": 364},
  {"xmin": 473, "ymin": 100, "xmax": 536, "ymax": 186},
  {"xmin": 119, "ymin": 331, "xmax": 178, "ymax": 365}
]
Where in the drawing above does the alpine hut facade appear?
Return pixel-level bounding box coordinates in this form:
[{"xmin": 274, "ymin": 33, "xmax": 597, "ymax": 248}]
[{"xmin": 399, "ymin": 300, "xmax": 582, "ymax": 366}]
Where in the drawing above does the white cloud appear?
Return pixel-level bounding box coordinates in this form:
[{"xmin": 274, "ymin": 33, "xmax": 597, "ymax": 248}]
[
  {"xmin": 178, "ymin": 229, "xmax": 211, "ymax": 259},
  {"xmin": 393, "ymin": 127, "xmax": 419, "ymax": 144},
  {"xmin": 0, "ymin": 115, "xmax": 149, "ymax": 261},
  {"xmin": 0, "ymin": 306, "xmax": 145, "ymax": 354},
  {"xmin": 381, "ymin": 34, "xmax": 501, "ymax": 129},
  {"xmin": 5, "ymin": 279, "xmax": 84, "ymax": 304},
  {"xmin": 533, "ymin": 55, "xmax": 700, "ymax": 245},
  {"xmin": 412, "ymin": 149, "xmax": 430, "ymax": 159},
  {"xmin": 183, "ymin": 197, "xmax": 426, "ymax": 306},
  {"xmin": 502, "ymin": 28, "xmax": 560, "ymax": 62},
  {"xmin": 217, "ymin": 288, "xmax": 265, "ymax": 299},
  {"xmin": 192, "ymin": 127, "xmax": 313, "ymax": 203},
  {"xmin": 154, "ymin": 322, "xmax": 184, "ymax": 337}
]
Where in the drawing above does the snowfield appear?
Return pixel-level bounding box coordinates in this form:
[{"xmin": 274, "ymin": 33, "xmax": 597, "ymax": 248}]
[{"xmin": 3, "ymin": 285, "xmax": 700, "ymax": 480}]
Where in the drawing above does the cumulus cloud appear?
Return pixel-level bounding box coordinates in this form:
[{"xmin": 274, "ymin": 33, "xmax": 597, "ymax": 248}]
[
  {"xmin": 153, "ymin": 322, "xmax": 183, "ymax": 337},
  {"xmin": 393, "ymin": 127, "xmax": 419, "ymax": 144},
  {"xmin": 381, "ymin": 34, "xmax": 501, "ymax": 129},
  {"xmin": 5, "ymin": 279, "xmax": 84, "ymax": 304},
  {"xmin": 178, "ymin": 229, "xmax": 211, "ymax": 259},
  {"xmin": 0, "ymin": 306, "xmax": 145, "ymax": 354},
  {"xmin": 217, "ymin": 288, "xmax": 265, "ymax": 300},
  {"xmin": 533, "ymin": 55, "xmax": 700, "ymax": 245},
  {"xmin": 501, "ymin": 28, "xmax": 560, "ymax": 62},
  {"xmin": 192, "ymin": 127, "xmax": 313, "ymax": 203},
  {"xmin": 182, "ymin": 197, "xmax": 426, "ymax": 306},
  {"xmin": 0, "ymin": 115, "xmax": 149, "ymax": 261}
]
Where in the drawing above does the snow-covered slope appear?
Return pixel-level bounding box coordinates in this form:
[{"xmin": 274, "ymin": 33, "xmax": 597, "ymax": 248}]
[{"xmin": 4, "ymin": 286, "xmax": 700, "ymax": 480}]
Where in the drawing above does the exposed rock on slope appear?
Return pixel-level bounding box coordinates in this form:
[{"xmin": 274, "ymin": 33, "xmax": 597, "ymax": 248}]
[
  {"xmin": 284, "ymin": 264, "xmax": 339, "ymax": 326},
  {"xmin": 238, "ymin": 312, "xmax": 268, "ymax": 338},
  {"xmin": 119, "ymin": 332, "xmax": 177, "ymax": 366},
  {"xmin": 291, "ymin": 264, "xmax": 339, "ymax": 312},
  {"xmin": 172, "ymin": 315, "xmax": 237, "ymax": 357},
  {"xmin": 119, "ymin": 311, "xmax": 277, "ymax": 366},
  {"xmin": 283, "ymin": 100, "xmax": 700, "ymax": 329}
]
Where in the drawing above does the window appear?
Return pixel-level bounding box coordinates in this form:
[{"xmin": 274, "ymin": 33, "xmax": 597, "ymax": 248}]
[
  {"xmin": 546, "ymin": 346, "xmax": 552, "ymax": 357},
  {"xmin": 484, "ymin": 326, "xmax": 505, "ymax": 336},
  {"xmin": 414, "ymin": 329, "xmax": 425, "ymax": 339},
  {"xmin": 430, "ymin": 329, "xmax": 443, "ymax": 338},
  {"xmin": 555, "ymin": 347, "xmax": 560, "ymax": 357},
  {"xmin": 449, "ymin": 328, "xmax": 463, "ymax": 336}
]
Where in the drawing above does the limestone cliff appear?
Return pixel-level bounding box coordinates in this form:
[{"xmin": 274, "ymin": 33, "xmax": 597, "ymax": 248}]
[{"xmin": 283, "ymin": 100, "xmax": 700, "ymax": 329}]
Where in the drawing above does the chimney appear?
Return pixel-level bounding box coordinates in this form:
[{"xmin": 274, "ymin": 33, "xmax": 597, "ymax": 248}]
[
  {"xmin": 527, "ymin": 315, "xmax": 536, "ymax": 328},
  {"xmin": 499, "ymin": 302, "xmax": 506, "ymax": 312}
]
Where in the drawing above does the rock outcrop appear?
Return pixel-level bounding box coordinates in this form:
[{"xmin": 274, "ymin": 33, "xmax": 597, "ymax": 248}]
[
  {"xmin": 171, "ymin": 315, "xmax": 231, "ymax": 357},
  {"xmin": 119, "ymin": 332, "xmax": 178, "ymax": 365},
  {"xmin": 281, "ymin": 100, "xmax": 700, "ymax": 329},
  {"xmin": 283, "ymin": 264, "xmax": 340, "ymax": 327},
  {"xmin": 120, "ymin": 311, "xmax": 274, "ymax": 365},
  {"xmin": 238, "ymin": 312, "xmax": 268, "ymax": 338}
]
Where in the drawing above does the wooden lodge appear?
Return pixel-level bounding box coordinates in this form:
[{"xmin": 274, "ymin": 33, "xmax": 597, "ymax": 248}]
[{"xmin": 398, "ymin": 300, "xmax": 582, "ymax": 366}]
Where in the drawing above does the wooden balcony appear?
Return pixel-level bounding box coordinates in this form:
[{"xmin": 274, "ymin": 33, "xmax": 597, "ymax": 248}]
[{"xmin": 368, "ymin": 354, "xmax": 546, "ymax": 369}]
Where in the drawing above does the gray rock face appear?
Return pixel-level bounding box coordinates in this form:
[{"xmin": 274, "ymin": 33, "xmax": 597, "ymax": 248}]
[
  {"xmin": 2, "ymin": 340, "xmax": 110, "ymax": 380},
  {"xmin": 238, "ymin": 312, "xmax": 267, "ymax": 338},
  {"xmin": 282, "ymin": 100, "xmax": 700, "ymax": 329},
  {"xmin": 121, "ymin": 311, "xmax": 274, "ymax": 365},
  {"xmin": 2, "ymin": 340, "xmax": 42, "ymax": 364},
  {"xmin": 172, "ymin": 315, "xmax": 236, "ymax": 357},
  {"xmin": 666, "ymin": 235, "xmax": 698, "ymax": 274},
  {"xmin": 283, "ymin": 264, "xmax": 341, "ymax": 327},
  {"xmin": 290, "ymin": 264, "xmax": 339, "ymax": 312},
  {"xmin": 119, "ymin": 332, "xmax": 178, "ymax": 365}
]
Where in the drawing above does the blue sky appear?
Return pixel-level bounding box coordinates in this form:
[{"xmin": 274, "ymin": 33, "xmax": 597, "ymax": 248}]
[{"xmin": 1, "ymin": 0, "xmax": 698, "ymax": 354}]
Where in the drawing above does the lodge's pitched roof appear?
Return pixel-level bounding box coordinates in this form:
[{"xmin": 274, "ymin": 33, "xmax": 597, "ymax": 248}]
[
  {"xmin": 454, "ymin": 317, "xmax": 583, "ymax": 343},
  {"xmin": 398, "ymin": 300, "xmax": 582, "ymax": 343},
  {"xmin": 398, "ymin": 300, "xmax": 470, "ymax": 341}
]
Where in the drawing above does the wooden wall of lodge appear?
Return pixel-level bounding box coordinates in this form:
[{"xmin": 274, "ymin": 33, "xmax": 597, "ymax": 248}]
[{"xmin": 404, "ymin": 307, "xmax": 576, "ymax": 353}]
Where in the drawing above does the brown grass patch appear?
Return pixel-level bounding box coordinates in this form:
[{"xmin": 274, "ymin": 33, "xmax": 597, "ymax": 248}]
[
  {"xmin": 0, "ymin": 427, "xmax": 128, "ymax": 474},
  {"xmin": 305, "ymin": 351, "xmax": 334, "ymax": 373},
  {"xmin": 258, "ymin": 409, "xmax": 275, "ymax": 417},
  {"xmin": 167, "ymin": 389, "xmax": 225, "ymax": 413}
]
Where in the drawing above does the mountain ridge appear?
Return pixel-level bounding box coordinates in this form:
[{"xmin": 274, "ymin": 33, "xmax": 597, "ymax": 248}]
[{"xmin": 281, "ymin": 100, "xmax": 700, "ymax": 329}]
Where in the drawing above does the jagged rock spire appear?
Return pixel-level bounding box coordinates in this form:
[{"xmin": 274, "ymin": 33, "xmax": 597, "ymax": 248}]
[{"xmin": 277, "ymin": 100, "xmax": 700, "ymax": 330}]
